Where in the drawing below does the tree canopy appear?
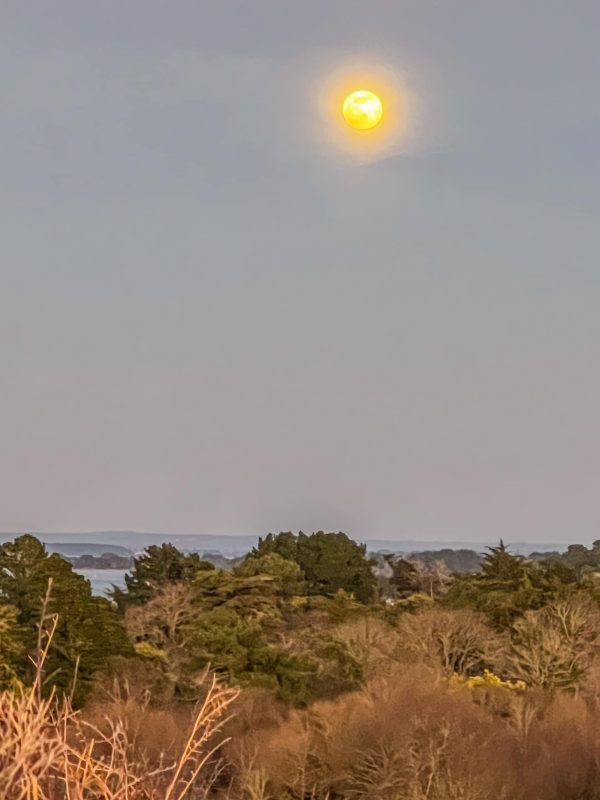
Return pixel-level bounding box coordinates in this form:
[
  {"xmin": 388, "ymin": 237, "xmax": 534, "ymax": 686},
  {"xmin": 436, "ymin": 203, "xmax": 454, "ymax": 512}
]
[
  {"xmin": 112, "ymin": 543, "xmax": 215, "ymax": 608},
  {"xmin": 0, "ymin": 535, "xmax": 130, "ymax": 702},
  {"xmin": 252, "ymin": 531, "xmax": 377, "ymax": 603}
]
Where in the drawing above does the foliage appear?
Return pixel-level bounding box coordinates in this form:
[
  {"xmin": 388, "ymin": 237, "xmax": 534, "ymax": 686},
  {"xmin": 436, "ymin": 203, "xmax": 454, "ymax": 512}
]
[
  {"xmin": 234, "ymin": 553, "xmax": 305, "ymax": 596},
  {"xmin": 0, "ymin": 604, "xmax": 25, "ymax": 690},
  {"xmin": 0, "ymin": 535, "xmax": 131, "ymax": 703},
  {"xmin": 252, "ymin": 531, "xmax": 377, "ymax": 603},
  {"xmin": 8, "ymin": 532, "xmax": 600, "ymax": 796},
  {"xmin": 192, "ymin": 569, "xmax": 283, "ymax": 623},
  {"xmin": 125, "ymin": 575, "xmax": 360, "ymax": 704},
  {"xmin": 384, "ymin": 555, "xmax": 452, "ymax": 601},
  {"xmin": 444, "ymin": 540, "xmax": 577, "ymax": 627},
  {"xmin": 185, "ymin": 606, "xmax": 318, "ymax": 704},
  {"xmin": 451, "ymin": 669, "xmax": 526, "ymax": 692},
  {"xmin": 410, "ymin": 548, "xmax": 483, "ymax": 574},
  {"xmin": 555, "ymin": 541, "xmax": 600, "ymax": 578},
  {"xmin": 112, "ymin": 543, "xmax": 215, "ymax": 608},
  {"xmin": 386, "ymin": 556, "xmax": 421, "ymax": 596}
]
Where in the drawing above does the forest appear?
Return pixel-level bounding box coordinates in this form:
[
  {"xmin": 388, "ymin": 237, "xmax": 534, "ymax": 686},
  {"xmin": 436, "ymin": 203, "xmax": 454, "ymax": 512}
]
[{"xmin": 3, "ymin": 531, "xmax": 600, "ymax": 799}]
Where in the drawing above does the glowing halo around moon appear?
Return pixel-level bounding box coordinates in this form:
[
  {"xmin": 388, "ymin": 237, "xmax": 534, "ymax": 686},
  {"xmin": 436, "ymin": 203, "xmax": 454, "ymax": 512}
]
[
  {"xmin": 342, "ymin": 90, "xmax": 383, "ymax": 130},
  {"xmin": 315, "ymin": 62, "xmax": 415, "ymax": 163}
]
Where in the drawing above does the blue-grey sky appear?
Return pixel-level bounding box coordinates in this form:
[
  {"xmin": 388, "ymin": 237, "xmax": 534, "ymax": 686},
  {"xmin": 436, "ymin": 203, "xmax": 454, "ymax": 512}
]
[{"xmin": 2, "ymin": 1, "xmax": 599, "ymax": 542}]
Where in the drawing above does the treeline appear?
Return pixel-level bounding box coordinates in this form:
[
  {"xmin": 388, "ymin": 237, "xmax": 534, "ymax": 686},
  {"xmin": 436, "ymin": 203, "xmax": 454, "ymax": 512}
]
[
  {"xmin": 66, "ymin": 552, "xmax": 133, "ymax": 569},
  {"xmin": 3, "ymin": 532, "xmax": 600, "ymax": 798}
]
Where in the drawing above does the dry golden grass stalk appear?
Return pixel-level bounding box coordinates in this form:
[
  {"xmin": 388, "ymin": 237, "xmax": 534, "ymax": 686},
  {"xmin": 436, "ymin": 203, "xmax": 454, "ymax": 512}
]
[{"xmin": 0, "ymin": 612, "xmax": 239, "ymax": 800}]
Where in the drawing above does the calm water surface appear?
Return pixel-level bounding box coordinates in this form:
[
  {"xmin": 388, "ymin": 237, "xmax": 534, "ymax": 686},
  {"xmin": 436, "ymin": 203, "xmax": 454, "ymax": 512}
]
[{"xmin": 75, "ymin": 568, "xmax": 128, "ymax": 596}]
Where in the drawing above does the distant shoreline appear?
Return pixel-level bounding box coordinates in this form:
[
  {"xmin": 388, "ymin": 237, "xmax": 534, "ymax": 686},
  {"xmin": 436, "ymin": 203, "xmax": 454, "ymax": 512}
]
[{"xmin": 0, "ymin": 530, "xmax": 576, "ymax": 557}]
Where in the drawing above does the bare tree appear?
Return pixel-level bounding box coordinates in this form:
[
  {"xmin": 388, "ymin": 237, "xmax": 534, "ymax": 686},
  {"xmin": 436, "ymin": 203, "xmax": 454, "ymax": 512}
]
[
  {"xmin": 395, "ymin": 608, "xmax": 506, "ymax": 677},
  {"xmin": 510, "ymin": 597, "xmax": 600, "ymax": 690}
]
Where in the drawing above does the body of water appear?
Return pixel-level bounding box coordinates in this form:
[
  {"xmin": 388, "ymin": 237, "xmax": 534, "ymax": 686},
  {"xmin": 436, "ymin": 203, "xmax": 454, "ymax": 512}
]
[{"xmin": 75, "ymin": 568, "xmax": 128, "ymax": 597}]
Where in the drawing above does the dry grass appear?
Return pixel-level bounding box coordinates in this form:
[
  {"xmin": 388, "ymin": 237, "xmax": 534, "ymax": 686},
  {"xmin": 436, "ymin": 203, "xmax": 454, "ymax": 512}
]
[
  {"xmin": 0, "ymin": 685, "xmax": 65, "ymax": 799},
  {"xmin": 0, "ymin": 666, "xmax": 238, "ymax": 800},
  {"xmin": 0, "ymin": 586, "xmax": 238, "ymax": 799}
]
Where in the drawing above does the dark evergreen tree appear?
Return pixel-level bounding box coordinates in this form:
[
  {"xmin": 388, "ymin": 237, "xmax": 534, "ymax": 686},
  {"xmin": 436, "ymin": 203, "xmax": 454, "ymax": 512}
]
[
  {"xmin": 253, "ymin": 531, "xmax": 377, "ymax": 603},
  {"xmin": 445, "ymin": 540, "xmax": 577, "ymax": 627},
  {"xmin": 112, "ymin": 543, "xmax": 215, "ymax": 608},
  {"xmin": 0, "ymin": 535, "xmax": 130, "ymax": 702},
  {"xmin": 479, "ymin": 540, "xmax": 528, "ymax": 587},
  {"xmin": 387, "ymin": 556, "xmax": 421, "ymax": 596}
]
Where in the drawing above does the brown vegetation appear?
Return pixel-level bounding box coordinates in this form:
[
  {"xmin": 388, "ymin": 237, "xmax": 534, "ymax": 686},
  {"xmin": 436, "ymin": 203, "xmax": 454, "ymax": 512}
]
[
  {"xmin": 0, "ymin": 661, "xmax": 238, "ymax": 800},
  {"xmin": 9, "ymin": 659, "xmax": 600, "ymax": 799},
  {"xmin": 225, "ymin": 667, "xmax": 600, "ymax": 800},
  {"xmin": 6, "ymin": 535, "xmax": 600, "ymax": 798}
]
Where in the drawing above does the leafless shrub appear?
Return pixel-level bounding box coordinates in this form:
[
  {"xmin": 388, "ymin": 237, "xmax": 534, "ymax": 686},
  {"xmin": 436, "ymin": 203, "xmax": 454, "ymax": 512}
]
[
  {"xmin": 233, "ymin": 670, "xmax": 514, "ymax": 800},
  {"xmin": 335, "ymin": 608, "xmax": 505, "ymax": 685},
  {"xmin": 510, "ymin": 597, "xmax": 600, "ymax": 690},
  {"xmin": 395, "ymin": 608, "xmax": 506, "ymax": 677},
  {"xmin": 334, "ymin": 617, "xmax": 401, "ymax": 681}
]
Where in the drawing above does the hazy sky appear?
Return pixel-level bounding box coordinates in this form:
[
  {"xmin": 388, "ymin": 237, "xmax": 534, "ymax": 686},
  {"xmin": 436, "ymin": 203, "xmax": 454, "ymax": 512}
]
[{"xmin": 2, "ymin": 1, "xmax": 600, "ymax": 543}]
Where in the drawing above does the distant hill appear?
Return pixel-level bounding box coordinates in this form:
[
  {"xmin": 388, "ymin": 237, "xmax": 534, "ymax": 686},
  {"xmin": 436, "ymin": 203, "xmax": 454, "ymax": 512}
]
[
  {"xmin": 366, "ymin": 539, "xmax": 572, "ymax": 556},
  {"xmin": 408, "ymin": 548, "xmax": 483, "ymax": 573},
  {"xmin": 0, "ymin": 532, "xmax": 575, "ymax": 559},
  {"xmin": 66, "ymin": 553, "xmax": 133, "ymax": 569},
  {"xmin": 44, "ymin": 542, "xmax": 133, "ymax": 558},
  {"xmin": 0, "ymin": 531, "xmax": 258, "ymax": 556}
]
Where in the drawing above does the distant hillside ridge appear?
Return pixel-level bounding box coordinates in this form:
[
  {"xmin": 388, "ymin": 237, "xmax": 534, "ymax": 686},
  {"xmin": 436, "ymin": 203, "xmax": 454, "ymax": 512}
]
[
  {"xmin": 0, "ymin": 532, "xmax": 576, "ymax": 558},
  {"xmin": 44, "ymin": 542, "xmax": 133, "ymax": 557},
  {"xmin": 0, "ymin": 532, "xmax": 258, "ymax": 556}
]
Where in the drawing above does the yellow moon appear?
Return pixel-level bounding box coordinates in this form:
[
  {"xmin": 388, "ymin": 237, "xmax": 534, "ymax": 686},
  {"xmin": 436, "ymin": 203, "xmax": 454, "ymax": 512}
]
[{"xmin": 342, "ymin": 90, "xmax": 383, "ymax": 130}]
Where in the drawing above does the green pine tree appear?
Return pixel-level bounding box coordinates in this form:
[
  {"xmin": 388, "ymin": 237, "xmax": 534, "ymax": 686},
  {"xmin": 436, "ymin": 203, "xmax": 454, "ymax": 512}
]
[
  {"xmin": 0, "ymin": 535, "xmax": 131, "ymax": 703},
  {"xmin": 112, "ymin": 543, "xmax": 215, "ymax": 608}
]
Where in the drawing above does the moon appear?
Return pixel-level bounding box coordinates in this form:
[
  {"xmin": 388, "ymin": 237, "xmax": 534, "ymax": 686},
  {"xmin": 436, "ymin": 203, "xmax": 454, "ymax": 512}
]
[{"xmin": 342, "ymin": 90, "xmax": 384, "ymax": 130}]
